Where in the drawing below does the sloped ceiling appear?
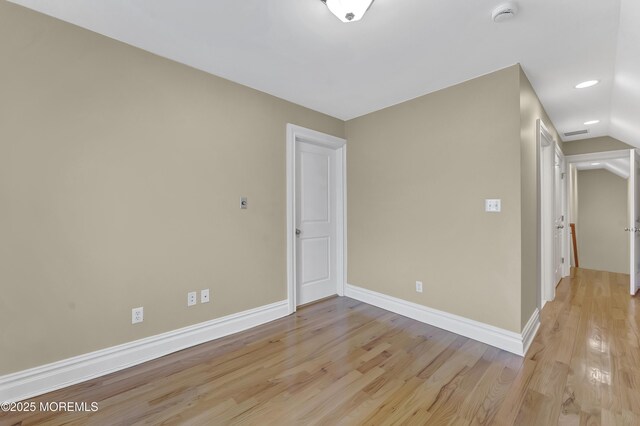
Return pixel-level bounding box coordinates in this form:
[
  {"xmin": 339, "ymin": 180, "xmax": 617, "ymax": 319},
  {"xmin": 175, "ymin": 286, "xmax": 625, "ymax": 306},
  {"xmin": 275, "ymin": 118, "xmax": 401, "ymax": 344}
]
[
  {"xmin": 8, "ymin": 0, "xmax": 640, "ymax": 147},
  {"xmin": 610, "ymin": 0, "xmax": 640, "ymax": 148}
]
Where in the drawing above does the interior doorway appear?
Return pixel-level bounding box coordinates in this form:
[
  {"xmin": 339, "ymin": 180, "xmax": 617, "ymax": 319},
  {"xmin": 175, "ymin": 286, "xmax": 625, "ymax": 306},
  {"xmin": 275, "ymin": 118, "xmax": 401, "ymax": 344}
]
[
  {"xmin": 538, "ymin": 120, "xmax": 569, "ymax": 309},
  {"xmin": 565, "ymin": 148, "xmax": 639, "ymax": 295},
  {"xmin": 630, "ymin": 150, "xmax": 640, "ymax": 294},
  {"xmin": 553, "ymin": 148, "xmax": 567, "ymax": 286},
  {"xmin": 286, "ymin": 124, "xmax": 347, "ymax": 313}
]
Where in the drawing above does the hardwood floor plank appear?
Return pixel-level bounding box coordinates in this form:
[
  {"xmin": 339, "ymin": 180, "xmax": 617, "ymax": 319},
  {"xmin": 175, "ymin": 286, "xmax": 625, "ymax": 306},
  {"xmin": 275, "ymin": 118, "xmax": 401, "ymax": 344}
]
[
  {"xmin": 458, "ymin": 350, "xmax": 518, "ymax": 425},
  {"xmin": 491, "ymin": 358, "xmax": 538, "ymax": 426},
  {"xmin": 2, "ymin": 268, "xmax": 638, "ymax": 425}
]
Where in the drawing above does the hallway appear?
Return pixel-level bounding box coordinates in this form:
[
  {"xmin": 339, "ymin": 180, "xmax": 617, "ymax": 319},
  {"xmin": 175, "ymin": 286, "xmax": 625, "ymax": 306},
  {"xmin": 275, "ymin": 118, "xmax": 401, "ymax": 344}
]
[{"xmin": 503, "ymin": 268, "xmax": 640, "ymax": 425}]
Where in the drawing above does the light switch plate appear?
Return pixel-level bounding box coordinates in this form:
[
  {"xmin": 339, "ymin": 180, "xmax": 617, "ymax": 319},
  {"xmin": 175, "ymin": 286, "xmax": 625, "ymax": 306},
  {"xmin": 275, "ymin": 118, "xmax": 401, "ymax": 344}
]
[{"xmin": 485, "ymin": 199, "xmax": 501, "ymax": 212}]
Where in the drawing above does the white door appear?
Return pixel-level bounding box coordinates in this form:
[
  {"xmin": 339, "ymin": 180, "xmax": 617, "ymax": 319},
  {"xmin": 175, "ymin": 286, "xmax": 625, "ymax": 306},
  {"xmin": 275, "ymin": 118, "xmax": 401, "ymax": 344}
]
[
  {"xmin": 553, "ymin": 150, "xmax": 565, "ymax": 285},
  {"xmin": 629, "ymin": 149, "xmax": 640, "ymax": 295},
  {"xmin": 296, "ymin": 141, "xmax": 337, "ymax": 305},
  {"xmin": 539, "ymin": 121, "xmax": 555, "ymax": 307}
]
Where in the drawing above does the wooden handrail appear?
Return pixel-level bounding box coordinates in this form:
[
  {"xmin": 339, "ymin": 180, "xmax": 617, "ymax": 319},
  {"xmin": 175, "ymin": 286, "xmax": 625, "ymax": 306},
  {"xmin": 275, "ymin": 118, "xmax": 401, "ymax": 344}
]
[{"xmin": 570, "ymin": 223, "xmax": 579, "ymax": 267}]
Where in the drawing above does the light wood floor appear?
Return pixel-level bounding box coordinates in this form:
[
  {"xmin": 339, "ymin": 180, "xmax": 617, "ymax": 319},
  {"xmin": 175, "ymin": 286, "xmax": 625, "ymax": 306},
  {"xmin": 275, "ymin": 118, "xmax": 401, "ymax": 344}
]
[{"xmin": 2, "ymin": 268, "xmax": 639, "ymax": 425}]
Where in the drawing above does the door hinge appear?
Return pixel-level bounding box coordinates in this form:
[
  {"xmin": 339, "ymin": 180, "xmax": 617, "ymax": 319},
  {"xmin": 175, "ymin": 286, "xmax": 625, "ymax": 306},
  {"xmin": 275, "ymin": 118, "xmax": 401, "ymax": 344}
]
[
  {"xmin": 561, "ymin": 172, "xmax": 566, "ymax": 179},
  {"xmin": 561, "ymin": 257, "xmax": 565, "ymax": 264}
]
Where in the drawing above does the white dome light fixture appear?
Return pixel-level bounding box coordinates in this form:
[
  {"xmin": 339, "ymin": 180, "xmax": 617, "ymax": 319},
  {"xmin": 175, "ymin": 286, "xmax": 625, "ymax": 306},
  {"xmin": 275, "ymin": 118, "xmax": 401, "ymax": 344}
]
[
  {"xmin": 492, "ymin": 2, "xmax": 518, "ymax": 23},
  {"xmin": 575, "ymin": 80, "xmax": 599, "ymax": 89},
  {"xmin": 321, "ymin": 0, "xmax": 375, "ymax": 23},
  {"xmin": 584, "ymin": 120, "xmax": 600, "ymax": 125}
]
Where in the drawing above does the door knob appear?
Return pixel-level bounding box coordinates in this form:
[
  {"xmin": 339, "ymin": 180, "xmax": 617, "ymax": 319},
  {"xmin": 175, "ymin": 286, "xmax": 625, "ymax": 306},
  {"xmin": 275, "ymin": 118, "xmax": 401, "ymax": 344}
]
[
  {"xmin": 296, "ymin": 228, "xmax": 301, "ymax": 236},
  {"xmin": 556, "ymin": 225, "xmax": 564, "ymax": 229}
]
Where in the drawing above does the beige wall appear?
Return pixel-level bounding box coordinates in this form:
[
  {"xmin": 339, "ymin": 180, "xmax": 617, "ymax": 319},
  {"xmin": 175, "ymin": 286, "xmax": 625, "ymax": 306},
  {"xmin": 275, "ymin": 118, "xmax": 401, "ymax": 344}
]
[
  {"xmin": 563, "ymin": 136, "xmax": 633, "ymax": 156},
  {"xmin": 0, "ymin": 2, "xmax": 344, "ymax": 375},
  {"xmin": 1, "ymin": 2, "xmax": 571, "ymax": 376},
  {"xmin": 518, "ymin": 68, "xmax": 562, "ymax": 328},
  {"xmin": 577, "ymin": 170, "xmax": 629, "ymax": 273},
  {"xmin": 346, "ymin": 65, "xmax": 523, "ymax": 332}
]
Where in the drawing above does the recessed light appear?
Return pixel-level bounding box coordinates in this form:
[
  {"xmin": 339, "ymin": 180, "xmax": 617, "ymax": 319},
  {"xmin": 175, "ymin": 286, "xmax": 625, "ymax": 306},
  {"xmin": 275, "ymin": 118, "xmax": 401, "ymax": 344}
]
[
  {"xmin": 591, "ymin": 162, "xmax": 601, "ymax": 166},
  {"xmin": 584, "ymin": 120, "xmax": 600, "ymax": 125},
  {"xmin": 575, "ymin": 80, "xmax": 599, "ymax": 89}
]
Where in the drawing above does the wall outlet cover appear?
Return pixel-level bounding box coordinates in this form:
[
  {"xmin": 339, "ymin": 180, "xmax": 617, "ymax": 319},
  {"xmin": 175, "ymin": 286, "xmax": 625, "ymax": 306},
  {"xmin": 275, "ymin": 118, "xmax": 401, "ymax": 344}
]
[
  {"xmin": 187, "ymin": 291, "xmax": 197, "ymax": 307},
  {"xmin": 201, "ymin": 289, "xmax": 210, "ymax": 303},
  {"xmin": 132, "ymin": 307, "xmax": 144, "ymax": 324}
]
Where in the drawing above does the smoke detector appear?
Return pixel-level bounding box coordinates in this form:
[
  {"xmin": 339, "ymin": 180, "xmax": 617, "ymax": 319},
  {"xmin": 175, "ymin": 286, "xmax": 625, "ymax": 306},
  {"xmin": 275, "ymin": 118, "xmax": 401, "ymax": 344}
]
[{"xmin": 492, "ymin": 3, "xmax": 518, "ymax": 22}]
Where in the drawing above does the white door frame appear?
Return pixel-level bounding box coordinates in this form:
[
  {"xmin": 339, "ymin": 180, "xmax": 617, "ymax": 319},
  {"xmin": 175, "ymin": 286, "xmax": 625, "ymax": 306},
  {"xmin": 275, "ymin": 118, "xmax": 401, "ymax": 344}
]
[
  {"xmin": 538, "ymin": 120, "xmax": 567, "ymax": 309},
  {"xmin": 564, "ymin": 150, "xmax": 632, "ymax": 178},
  {"xmin": 629, "ymin": 149, "xmax": 639, "ymax": 295},
  {"xmin": 564, "ymin": 149, "xmax": 634, "ymax": 294},
  {"xmin": 286, "ymin": 124, "xmax": 346, "ymax": 314}
]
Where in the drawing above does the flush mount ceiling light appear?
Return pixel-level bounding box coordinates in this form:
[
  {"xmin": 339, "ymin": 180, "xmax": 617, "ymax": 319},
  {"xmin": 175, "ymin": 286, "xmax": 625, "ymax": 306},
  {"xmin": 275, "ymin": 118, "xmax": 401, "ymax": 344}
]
[
  {"xmin": 491, "ymin": 2, "xmax": 518, "ymax": 23},
  {"xmin": 575, "ymin": 80, "xmax": 599, "ymax": 89},
  {"xmin": 591, "ymin": 162, "xmax": 601, "ymax": 166},
  {"xmin": 321, "ymin": 0, "xmax": 374, "ymax": 22},
  {"xmin": 584, "ymin": 120, "xmax": 600, "ymax": 125}
]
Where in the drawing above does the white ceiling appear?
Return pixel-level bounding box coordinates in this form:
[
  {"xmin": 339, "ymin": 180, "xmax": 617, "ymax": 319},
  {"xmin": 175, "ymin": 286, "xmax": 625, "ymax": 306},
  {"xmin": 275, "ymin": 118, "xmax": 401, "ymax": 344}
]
[{"xmin": 9, "ymin": 0, "xmax": 640, "ymax": 147}]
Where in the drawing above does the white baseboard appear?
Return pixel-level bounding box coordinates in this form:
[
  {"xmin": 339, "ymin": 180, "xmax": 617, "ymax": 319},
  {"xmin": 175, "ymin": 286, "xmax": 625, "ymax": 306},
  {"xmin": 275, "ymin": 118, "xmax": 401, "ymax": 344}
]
[
  {"xmin": 521, "ymin": 307, "xmax": 540, "ymax": 356},
  {"xmin": 345, "ymin": 284, "xmax": 539, "ymax": 357},
  {"xmin": 0, "ymin": 300, "xmax": 289, "ymax": 403}
]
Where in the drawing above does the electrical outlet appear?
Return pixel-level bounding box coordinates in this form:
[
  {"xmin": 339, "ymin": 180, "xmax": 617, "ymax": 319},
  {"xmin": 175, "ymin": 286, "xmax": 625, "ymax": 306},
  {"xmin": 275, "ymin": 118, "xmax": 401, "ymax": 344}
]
[
  {"xmin": 416, "ymin": 281, "xmax": 423, "ymax": 293},
  {"xmin": 201, "ymin": 289, "xmax": 210, "ymax": 303},
  {"xmin": 132, "ymin": 307, "xmax": 144, "ymax": 324},
  {"xmin": 187, "ymin": 291, "xmax": 197, "ymax": 307}
]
